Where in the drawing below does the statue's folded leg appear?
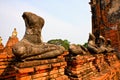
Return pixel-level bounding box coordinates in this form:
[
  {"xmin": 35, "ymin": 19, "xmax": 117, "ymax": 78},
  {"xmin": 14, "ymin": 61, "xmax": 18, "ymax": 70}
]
[
  {"xmin": 22, "ymin": 49, "xmax": 64, "ymax": 61},
  {"xmin": 21, "ymin": 46, "xmax": 59, "ymax": 59},
  {"xmin": 87, "ymin": 45, "xmax": 99, "ymax": 54}
]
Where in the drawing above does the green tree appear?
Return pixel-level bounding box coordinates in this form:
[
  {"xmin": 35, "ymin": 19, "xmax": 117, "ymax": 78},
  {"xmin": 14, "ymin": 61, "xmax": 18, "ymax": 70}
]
[
  {"xmin": 47, "ymin": 39, "xmax": 70, "ymax": 50},
  {"xmin": 83, "ymin": 42, "xmax": 88, "ymax": 48},
  {"xmin": 61, "ymin": 40, "xmax": 70, "ymax": 50}
]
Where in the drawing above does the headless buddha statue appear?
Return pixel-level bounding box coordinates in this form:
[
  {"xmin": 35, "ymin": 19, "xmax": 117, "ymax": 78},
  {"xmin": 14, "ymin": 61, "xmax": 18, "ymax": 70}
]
[
  {"xmin": 106, "ymin": 39, "xmax": 115, "ymax": 52},
  {"xmin": 69, "ymin": 44, "xmax": 88, "ymax": 55},
  {"xmin": 12, "ymin": 12, "xmax": 65, "ymax": 61},
  {"xmin": 87, "ymin": 33, "xmax": 101, "ymax": 54},
  {"xmin": 98, "ymin": 35, "xmax": 108, "ymax": 53}
]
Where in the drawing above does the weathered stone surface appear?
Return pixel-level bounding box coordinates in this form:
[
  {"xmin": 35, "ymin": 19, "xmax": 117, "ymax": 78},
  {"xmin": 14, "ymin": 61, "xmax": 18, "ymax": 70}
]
[
  {"xmin": 15, "ymin": 58, "xmax": 65, "ymax": 68},
  {"xmin": 69, "ymin": 44, "xmax": 88, "ymax": 55},
  {"xmin": 12, "ymin": 12, "xmax": 65, "ymax": 60},
  {"xmin": 106, "ymin": 39, "xmax": 115, "ymax": 52},
  {"xmin": 87, "ymin": 33, "xmax": 114, "ymax": 54},
  {"xmin": 87, "ymin": 33, "xmax": 101, "ymax": 54},
  {"xmin": 98, "ymin": 35, "xmax": 108, "ymax": 53}
]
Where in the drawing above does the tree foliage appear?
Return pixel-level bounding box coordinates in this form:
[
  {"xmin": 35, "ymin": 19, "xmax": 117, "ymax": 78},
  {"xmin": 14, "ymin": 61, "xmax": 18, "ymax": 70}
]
[
  {"xmin": 47, "ymin": 39, "xmax": 70, "ymax": 50},
  {"xmin": 83, "ymin": 42, "xmax": 88, "ymax": 48}
]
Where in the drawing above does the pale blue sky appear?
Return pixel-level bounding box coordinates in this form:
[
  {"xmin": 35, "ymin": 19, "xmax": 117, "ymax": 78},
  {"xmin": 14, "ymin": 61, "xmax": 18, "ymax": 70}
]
[{"xmin": 0, "ymin": 0, "xmax": 91, "ymax": 45}]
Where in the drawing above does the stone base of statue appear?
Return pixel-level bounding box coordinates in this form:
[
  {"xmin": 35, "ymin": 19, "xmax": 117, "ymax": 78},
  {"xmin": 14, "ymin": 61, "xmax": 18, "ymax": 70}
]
[
  {"xmin": 0, "ymin": 51, "xmax": 69, "ymax": 80},
  {"xmin": 65, "ymin": 54, "xmax": 97, "ymax": 79},
  {"xmin": 14, "ymin": 52, "xmax": 69, "ymax": 80}
]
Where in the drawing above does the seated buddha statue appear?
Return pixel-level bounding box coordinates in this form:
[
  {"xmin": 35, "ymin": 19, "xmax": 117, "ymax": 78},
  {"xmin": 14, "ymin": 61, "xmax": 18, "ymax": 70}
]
[
  {"xmin": 12, "ymin": 12, "xmax": 65, "ymax": 61},
  {"xmin": 106, "ymin": 39, "xmax": 115, "ymax": 52},
  {"xmin": 98, "ymin": 35, "xmax": 108, "ymax": 53},
  {"xmin": 87, "ymin": 33, "xmax": 101, "ymax": 54},
  {"xmin": 69, "ymin": 44, "xmax": 88, "ymax": 55}
]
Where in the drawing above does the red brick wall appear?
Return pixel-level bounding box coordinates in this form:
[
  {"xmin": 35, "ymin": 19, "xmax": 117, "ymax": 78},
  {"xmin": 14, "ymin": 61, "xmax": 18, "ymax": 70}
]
[
  {"xmin": 0, "ymin": 29, "xmax": 120, "ymax": 80},
  {"xmin": 90, "ymin": 0, "xmax": 120, "ymax": 52},
  {"xmin": 0, "ymin": 52, "xmax": 120, "ymax": 80}
]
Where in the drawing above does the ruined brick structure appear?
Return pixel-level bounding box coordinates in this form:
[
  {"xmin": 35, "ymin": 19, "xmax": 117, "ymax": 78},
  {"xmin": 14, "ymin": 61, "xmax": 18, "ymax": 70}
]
[
  {"xmin": 0, "ymin": 34, "xmax": 120, "ymax": 80},
  {"xmin": 90, "ymin": 0, "xmax": 120, "ymax": 52},
  {"xmin": 1, "ymin": 10, "xmax": 120, "ymax": 79},
  {"xmin": 0, "ymin": 26, "xmax": 120, "ymax": 80}
]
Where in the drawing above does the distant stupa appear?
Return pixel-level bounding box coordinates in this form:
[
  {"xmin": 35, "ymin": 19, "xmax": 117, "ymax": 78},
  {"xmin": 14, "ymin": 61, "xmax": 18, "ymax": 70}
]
[
  {"xmin": 0, "ymin": 36, "xmax": 2, "ymax": 44},
  {"xmin": 11, "ymin": 28, "xmax": 17, "ymax": 38},
  {"xmin": 4, "ymin": 28, "xmax": 19, "ymax": 55},
  {"xmin": 0, "ymin": 36, "xmax": 4, "ymax": 53}
]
